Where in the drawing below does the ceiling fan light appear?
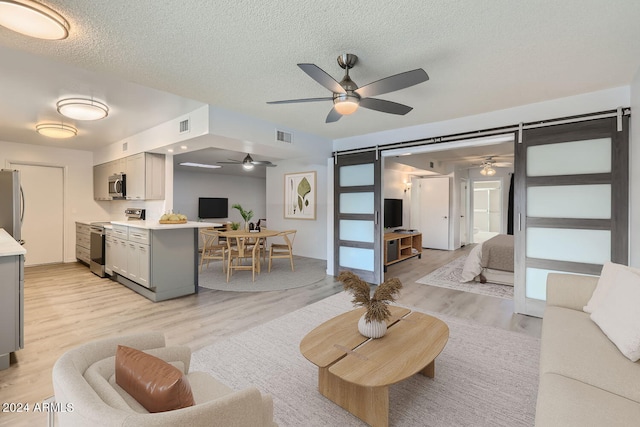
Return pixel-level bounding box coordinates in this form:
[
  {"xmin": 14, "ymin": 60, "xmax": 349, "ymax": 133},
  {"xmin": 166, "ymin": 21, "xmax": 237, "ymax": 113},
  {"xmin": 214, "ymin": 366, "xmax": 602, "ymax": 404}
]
[
  {"xmin": 486, "ymin": 167, "xmax": 497, "ymax": 176},
  {"xmin": 0, "ymin": 0, "xmax": 69, "ymax": 40},
  {"xmin": 333, "ymin": 94, "xmax": 360, "ymax": 115},
  {"xmin": 35, "ymin": 122, "xmax": 77, "ymax": 139},
  {"xmin": 242, "ymin": 163, "xmax": 254, "ymax": 171},
  {"xmin": 57, "ymin": 97, "xmax": 109, "ymax": 120}
]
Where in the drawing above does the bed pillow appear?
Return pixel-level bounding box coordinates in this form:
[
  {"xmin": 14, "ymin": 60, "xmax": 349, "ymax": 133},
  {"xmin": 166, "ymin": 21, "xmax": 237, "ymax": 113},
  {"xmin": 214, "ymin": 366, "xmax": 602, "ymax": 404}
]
[
  {"xmin": 590, "ymin": 267, "xmax": 640, "ymax": 362},
  {"xmin": 115, "ymin": 345, "xmax": 195, "ymax": 413},
  {"xmin": 584, "ymin": 262, "xmax": 640, "ymax": 313},
  {"xmin": 460, "ymin": 244, "xmax": 483, "ymax": 282}
]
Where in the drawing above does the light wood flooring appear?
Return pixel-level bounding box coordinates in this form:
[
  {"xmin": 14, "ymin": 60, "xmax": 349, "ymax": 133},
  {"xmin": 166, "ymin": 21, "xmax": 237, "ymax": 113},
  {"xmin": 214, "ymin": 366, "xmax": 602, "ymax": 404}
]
[{"xmin": 0, "ymin": 246, "xmax": 541, "ymax": 426}]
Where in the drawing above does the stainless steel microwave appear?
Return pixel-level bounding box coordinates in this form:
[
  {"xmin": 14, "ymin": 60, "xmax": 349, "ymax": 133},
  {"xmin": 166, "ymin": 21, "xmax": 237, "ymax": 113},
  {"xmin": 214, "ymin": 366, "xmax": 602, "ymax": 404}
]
[{"xmin": 108, "ymin": 173, "xmax": 126, "ymax": 199}]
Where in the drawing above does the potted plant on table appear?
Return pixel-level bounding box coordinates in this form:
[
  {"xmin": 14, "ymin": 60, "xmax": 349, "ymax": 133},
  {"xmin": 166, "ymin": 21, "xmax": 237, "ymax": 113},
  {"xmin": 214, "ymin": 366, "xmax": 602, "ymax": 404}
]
[
  {"xmin": 337, "ymin": 271, "xmax": 403, "ymax": 339},
  {"xmin": 231, "ymin": 204, "xmax": 254, "ymax": 231}
]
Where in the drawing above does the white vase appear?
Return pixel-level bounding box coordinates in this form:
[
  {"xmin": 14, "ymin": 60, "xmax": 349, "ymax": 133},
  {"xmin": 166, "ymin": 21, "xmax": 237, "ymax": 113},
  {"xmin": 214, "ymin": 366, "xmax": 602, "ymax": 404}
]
[{"xmin": 358, "ymin": 314, "xmax": 387, "ymax": 339}]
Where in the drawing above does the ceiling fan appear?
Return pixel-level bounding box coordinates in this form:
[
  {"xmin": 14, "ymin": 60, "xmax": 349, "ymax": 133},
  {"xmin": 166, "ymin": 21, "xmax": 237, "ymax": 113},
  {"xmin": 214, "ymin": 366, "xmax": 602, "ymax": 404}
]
[
  {"xmin": 267, "ymin": 53, "xmax": 429, "ymax": 123},
  {"xmin": 470, "ymin": 156, "xmax": 513, "ymax": 176},
  {"xmin": 217, "ymin": 154, "xmax": 276, "ymax": 170}
]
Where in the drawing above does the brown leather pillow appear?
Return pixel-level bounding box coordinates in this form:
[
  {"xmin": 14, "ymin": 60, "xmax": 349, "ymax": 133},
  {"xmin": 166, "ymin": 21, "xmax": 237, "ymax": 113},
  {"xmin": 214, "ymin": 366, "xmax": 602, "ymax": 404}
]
[{"xmin": 115, "ymin": 345, "xmax": 195, "ymax": 413}]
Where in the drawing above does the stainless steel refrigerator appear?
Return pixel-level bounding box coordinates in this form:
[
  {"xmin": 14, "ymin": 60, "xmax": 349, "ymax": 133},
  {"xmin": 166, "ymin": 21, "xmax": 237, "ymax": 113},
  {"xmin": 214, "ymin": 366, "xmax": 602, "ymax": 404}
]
[
  {"xmin": 0, "ymin": 169, "xmax": 23, "ymax": 244},
  {"xmin": 0, "ymin": 169, "xmax": 24, "ymax": 370}
]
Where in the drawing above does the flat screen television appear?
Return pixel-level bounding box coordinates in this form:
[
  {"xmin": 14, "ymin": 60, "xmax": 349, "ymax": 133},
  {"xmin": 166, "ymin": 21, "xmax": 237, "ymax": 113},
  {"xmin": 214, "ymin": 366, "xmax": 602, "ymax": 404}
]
[
  {"xmin": 384, "ymin": 198, "xmax": 403, "ymax": 228},
  {"xmin": 198, "ymin": 197, "xmax": 228, "ymax": 219}
]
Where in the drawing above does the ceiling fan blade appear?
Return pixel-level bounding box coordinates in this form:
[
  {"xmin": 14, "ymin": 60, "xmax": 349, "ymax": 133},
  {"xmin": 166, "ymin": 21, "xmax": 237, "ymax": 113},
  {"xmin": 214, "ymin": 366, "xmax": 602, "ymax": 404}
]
[
  {"xmin": 267, "ymin": 97, "xmax": 333, "ymax": 104},
  {"xmin": 355, "ymin": 68, "xmax": 429, "ymax": 98},
  {"xmin": 325, "ymin": 107, "xmax": 342, "ymax": 123},
  {"xmin": 217, "ymin": 161, "xmax": 241, "ymax": 164},
  {"xmin": 298, "ymin": 63, "xmax": 346, "ymax": 94},
  {"xmin": 251, "ymin": 161, "xmax": 273, "ymax": 165},
  {"xmin": 359, "ymin": 98, "xmax": 413, "ymax": 115}
]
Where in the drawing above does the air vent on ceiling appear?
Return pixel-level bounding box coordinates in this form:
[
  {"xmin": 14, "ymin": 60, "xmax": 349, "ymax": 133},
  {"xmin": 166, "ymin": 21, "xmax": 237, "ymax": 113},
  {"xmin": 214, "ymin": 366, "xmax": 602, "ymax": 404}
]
[
  {"xmin": 179, "ymin": 118, "xmax": 190, "ymax": 134},
  {"xmin": 276, "ymin": 129, "xmax": 292, "ymax": 143}
]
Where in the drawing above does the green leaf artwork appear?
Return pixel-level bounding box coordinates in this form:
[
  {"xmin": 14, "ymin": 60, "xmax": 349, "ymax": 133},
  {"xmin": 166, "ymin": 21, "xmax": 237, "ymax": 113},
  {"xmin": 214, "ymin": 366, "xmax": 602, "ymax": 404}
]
[{"xmin": 297, "ymin": 177, "xmax": 311, "ymax": 213}]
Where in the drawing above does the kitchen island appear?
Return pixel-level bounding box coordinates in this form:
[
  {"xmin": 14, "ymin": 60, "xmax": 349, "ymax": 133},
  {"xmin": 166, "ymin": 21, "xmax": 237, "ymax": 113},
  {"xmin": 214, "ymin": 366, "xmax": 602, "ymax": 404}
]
[
  {"xmin": 107, "ymin": 221, "xmax": 220, "ymax": 302},
  {"xmin": 0, "ymin": 228, "xmax": 25, "ymax": 370}
]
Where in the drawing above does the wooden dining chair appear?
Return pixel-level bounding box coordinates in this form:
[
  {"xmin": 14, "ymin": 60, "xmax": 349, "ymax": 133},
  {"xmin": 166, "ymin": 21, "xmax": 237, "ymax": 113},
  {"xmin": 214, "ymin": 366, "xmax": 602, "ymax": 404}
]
[
  {"xmin": 199, "ymin": 230, "xmax": 226, "ymax": 273},
  {"xmin": 226, "ymin": 236, "xmax": 261, "ymax": 282},
  {"xmin": 268, "ymin": 230, "xmax": 296, "ymax": 272}
]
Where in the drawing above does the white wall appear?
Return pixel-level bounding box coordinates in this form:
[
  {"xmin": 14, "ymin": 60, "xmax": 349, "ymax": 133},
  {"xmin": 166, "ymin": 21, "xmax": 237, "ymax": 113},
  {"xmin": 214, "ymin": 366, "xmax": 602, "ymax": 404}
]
[
  {"xmin": 334, "ymin": 87, "xmax": 630, "ymax": 151},
  {"xmin": 0, "ymin": 140, "xmax": 107, "ymax": 263},
  {"xmin": 173, "ymin": 170, "xmax": 266, "ymax": 224},
  {"xmin": 266, "ymin": 159, "xmax": 328, "ymax": 260}
]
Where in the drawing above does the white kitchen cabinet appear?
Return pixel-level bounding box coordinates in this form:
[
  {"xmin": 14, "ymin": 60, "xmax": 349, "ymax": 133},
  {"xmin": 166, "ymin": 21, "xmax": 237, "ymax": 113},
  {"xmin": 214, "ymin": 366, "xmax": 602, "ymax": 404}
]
[
  {"xmin": 93, "ymin": 153, "xmax": 164, "ymax": 201},
  {"xmin": 104, "ymin": 229, "xmax": 113, "ymax": 275},
  {"xmin": 127, "ymin": 242, "xmax": 150, "ymax": 288},
  {"xmin": 93, "ymin": 163, "xmax": 110, "ymax": 200},
  {"xmin": 125, "ymin": 153, "xmax": 165, "ymax": 200},
  {"xmin": 75, "ymin": 222, "xmax": 91, "ymax": 265}
]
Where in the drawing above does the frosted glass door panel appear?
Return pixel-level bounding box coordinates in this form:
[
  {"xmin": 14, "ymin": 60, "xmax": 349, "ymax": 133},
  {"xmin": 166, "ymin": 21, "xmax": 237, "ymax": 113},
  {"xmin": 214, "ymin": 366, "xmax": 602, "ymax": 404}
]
[
  {"xmin": 339, "ymin": 193, "xmax": 374, "ymax": 214},
  {"xmin": 527, "ymin": 138, "xmax": 611, "ymax": 176},
  {"xmin": 340, "ymin": 220, "xmax": 374, "ymax": 243},
  {"xmin": 525, "ymin": 267, "xmax": 596, "ymax": 300},
  {"xmin": 527, "ymin": 228, "xmax": 611, "ymax": 264},
  {"xmin": 340, "ymin": 164, "xmax": 374, "ymax": 187},
  {"xmin": 527, "ymin": 185, "xmax": 611, "ymax": 219},
  {"xmin": 340, "ymin": 247, "xmax": 374, "ymax": 271}
]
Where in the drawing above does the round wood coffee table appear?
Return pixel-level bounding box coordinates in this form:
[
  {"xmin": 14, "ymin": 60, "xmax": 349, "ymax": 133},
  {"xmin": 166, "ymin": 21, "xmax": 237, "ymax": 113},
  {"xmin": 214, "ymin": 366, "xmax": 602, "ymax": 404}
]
[{"xmin": 300, "ymin": 306, "xmax": 449, "ymax": 427}]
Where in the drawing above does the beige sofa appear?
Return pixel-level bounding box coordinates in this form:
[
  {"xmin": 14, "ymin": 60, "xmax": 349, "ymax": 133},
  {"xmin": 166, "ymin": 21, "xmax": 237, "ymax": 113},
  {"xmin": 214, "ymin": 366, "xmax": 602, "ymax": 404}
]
[
  {"xmin": 52, "ymin": 332, "xmax": 277, "ymax": 427},
  {"xmin": 535, "ymin": 273, "xmax": 640, "ymax": 426}
]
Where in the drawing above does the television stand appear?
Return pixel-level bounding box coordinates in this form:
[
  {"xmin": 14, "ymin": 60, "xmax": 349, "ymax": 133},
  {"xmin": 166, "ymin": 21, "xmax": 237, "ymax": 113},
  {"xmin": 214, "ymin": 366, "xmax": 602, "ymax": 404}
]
[{"xmin": 384, "ymin": 232, "xmax": 422, "ymax": 272}]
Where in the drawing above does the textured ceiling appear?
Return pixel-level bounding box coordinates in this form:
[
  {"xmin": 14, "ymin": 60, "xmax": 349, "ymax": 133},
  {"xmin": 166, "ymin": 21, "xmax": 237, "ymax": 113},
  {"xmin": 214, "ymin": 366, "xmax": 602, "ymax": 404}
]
[{"xmin": 1, "ymin": 1, "xmax": 639, "ymax": 151}]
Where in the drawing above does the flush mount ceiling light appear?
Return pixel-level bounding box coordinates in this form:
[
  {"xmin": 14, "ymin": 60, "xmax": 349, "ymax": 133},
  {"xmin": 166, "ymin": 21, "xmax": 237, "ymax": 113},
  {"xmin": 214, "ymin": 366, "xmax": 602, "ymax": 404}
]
[
  {"xmin": 56, "ymin": 98, "xmax": 109, "ymax": 120},
  {"xmin": 0, "ymin": 0, "xmax": 70, "ymax": 40},
  {"xmin": 36, "ymin": 122, "xmax": 77, "ymax": 139},
  {"xmin": 179, "ymin": 162, "xmax": 222, "ymax": 169}
]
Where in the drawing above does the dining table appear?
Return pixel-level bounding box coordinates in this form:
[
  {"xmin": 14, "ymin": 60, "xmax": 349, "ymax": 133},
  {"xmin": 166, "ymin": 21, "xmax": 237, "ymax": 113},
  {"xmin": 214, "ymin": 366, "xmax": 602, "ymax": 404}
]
[{"xmin": 218, "ymin": 228, "xmax": 280, "ymax": 274}]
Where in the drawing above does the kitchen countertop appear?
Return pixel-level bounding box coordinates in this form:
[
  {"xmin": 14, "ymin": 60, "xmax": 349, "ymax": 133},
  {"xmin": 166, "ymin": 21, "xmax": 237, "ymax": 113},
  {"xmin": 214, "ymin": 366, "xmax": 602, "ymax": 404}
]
[
  {"xmin": 110, "ymin": 220, "xmax": 222, "ymax": 230},
  {"xmin": 0, "ymin": 229, "xmax": 26, "ymax": 256}
]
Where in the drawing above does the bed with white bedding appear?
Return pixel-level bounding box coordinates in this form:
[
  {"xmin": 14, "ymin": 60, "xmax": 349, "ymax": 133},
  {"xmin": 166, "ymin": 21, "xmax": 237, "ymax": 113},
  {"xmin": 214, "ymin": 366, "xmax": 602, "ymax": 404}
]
[{"xmin": 460, "ymin": 234, "xmax": 514, "ymax": 286}]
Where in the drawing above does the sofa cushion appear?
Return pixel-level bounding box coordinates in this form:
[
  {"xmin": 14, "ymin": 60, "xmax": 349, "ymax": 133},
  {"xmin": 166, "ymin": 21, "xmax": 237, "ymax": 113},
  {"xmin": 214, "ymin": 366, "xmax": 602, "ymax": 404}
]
[
  {"xmin": 84, "ymin": 346, "xmax": 189, "ymax": 413},
  {"xmin": 584, "ymin": 262, "xmax": 640, "ymax": 314},
  {"xmin": 115, "ymin": 345, "xmax": 195, "ymax": 413},
  {"xmin": 590, "ymin": 267, "xmax": 640, "ymax": 362},
  {"xmin": 540, "ymin": 306, "xmax": 640, "ymax": 402},
  {"xmin": 535, "ymin": 373, "xmax": 640, "ymax": 427}
]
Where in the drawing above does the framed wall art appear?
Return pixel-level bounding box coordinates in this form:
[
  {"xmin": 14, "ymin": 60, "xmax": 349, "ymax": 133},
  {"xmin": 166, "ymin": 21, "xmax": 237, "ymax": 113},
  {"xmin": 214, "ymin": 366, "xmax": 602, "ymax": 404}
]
[{"xmin": 284, "ymin": 171, "xmax": 316, "ymax": 220}]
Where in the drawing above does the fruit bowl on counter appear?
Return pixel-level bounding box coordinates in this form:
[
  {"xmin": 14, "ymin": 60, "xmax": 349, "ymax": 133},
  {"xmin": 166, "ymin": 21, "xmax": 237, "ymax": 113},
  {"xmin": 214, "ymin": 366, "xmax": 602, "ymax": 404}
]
[{"xmin": 159, "ymin": 213, "xmax": 187, "ymax": 224}]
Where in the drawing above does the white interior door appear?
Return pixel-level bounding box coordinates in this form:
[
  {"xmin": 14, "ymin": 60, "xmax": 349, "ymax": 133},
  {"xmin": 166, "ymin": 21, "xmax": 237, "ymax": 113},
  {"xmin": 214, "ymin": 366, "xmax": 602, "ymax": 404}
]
[
  {"xmin": 417, "ymin": 177, "xmax": 450, "ymax": 250},
  {"xmin": 10, "ymin": 163, "xmax": 64, "ymax": 266}
]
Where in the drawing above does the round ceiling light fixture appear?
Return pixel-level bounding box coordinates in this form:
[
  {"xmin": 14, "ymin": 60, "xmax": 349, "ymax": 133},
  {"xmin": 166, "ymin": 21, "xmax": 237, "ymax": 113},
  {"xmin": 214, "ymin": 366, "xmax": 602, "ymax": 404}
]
[
  {"xmin": 242, "ymin": 154, "xmax": 255, "ymax": 170},
  {"xmin": 35, "ymin": 122, "xmax": 77, "ymax": 139},
  {"xmin": 333, "ymin": 93, "xmax": 360, "ymax": 115},
  {"xmin": 57, "ymin": 98, "xmax": 109, "ymax": 121},
  {"xmin": 0, "ymin": 0, "xmax": 70, "ymax": 40}
]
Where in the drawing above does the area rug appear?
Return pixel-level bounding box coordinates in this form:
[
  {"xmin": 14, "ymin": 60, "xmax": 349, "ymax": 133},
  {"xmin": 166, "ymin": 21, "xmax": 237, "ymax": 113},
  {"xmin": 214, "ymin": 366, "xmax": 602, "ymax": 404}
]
[
  {"xmin": 198, "ymin": 255, "xmax": 327, "ymax": 292},
  {"xmin": 416, "ymin": 256, "xmax": 514, "ymax": 299},
  {"xmin": 191, "ymin": 292, "xmax": 539, "ymax": 426}
]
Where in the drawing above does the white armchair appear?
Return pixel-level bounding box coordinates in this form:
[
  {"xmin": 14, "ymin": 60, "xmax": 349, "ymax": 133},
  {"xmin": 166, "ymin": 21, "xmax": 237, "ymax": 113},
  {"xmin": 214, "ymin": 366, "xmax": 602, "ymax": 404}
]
[{"xmin": 52, "ymin": 332, "xmax": 277, "ymax": 427}]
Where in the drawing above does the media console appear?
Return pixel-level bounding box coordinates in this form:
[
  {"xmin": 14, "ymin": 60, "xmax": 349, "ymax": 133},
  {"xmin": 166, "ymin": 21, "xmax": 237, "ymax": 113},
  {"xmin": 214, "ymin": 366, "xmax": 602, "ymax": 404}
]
[{"xmin": 384, "ymin": 232, "xmax": 422, "ymax": 272}]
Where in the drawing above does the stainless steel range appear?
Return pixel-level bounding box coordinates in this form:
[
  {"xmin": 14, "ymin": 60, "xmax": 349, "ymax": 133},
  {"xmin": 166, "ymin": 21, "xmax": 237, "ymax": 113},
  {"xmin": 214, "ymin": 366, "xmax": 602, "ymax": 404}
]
[{"xmin": 89, "ymin": 221, "xmax": 111, "ymax": 277}]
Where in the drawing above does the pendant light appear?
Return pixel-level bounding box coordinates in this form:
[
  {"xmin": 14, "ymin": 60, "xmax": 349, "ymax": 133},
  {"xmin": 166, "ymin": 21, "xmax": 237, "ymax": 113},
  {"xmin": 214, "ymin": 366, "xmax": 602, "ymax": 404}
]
[
  {"xmin": 36, "ymin": 122, "xmax": 77, "ymax": 139},
  {"xmin": 57, "ymin": 98, "xmax": 109, "ymax": 121},
  {"xmin": 0, "ymin": 0, "xmax": 70, "ymax": 40}
]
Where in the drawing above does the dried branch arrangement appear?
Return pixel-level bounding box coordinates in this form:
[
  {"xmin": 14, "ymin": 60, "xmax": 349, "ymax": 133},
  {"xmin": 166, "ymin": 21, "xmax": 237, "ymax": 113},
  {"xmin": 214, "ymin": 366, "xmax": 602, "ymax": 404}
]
[{"xmin": 338, "ymin": 271, "xmax": 403, "ymax": 322}]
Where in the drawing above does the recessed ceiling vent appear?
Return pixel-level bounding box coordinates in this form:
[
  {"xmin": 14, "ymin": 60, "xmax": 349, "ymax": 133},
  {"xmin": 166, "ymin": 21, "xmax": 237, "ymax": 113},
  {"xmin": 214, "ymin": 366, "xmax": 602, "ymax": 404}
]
[
  {"xmin": 179, "ymin": 118, "xmax": 190, "ymax": 134},
  {"xmin": 276, "ymin": 129, "xmax": 293, "ymax": 143}
]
